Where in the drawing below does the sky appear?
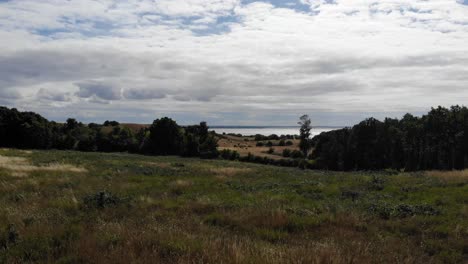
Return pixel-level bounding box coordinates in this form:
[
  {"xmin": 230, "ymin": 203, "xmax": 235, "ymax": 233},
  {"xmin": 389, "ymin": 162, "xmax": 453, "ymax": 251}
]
[{"xmin": 0, "ymin": 0, "xmax": 468, "ymax": 126}]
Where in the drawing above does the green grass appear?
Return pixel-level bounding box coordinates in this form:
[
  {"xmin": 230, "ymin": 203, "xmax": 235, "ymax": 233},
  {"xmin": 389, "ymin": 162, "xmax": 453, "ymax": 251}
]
[{"xmin": 0, "ymin": 149, "xmax": 466, "ymax": 263}]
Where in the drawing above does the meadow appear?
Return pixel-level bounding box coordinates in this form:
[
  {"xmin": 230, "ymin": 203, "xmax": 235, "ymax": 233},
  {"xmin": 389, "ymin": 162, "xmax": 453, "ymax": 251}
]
[
  {"xmin": 0, "ymin": 149, "xmax": 466, "ymax": 263},
  {"xmin": 217, "ymin": 134, "xmax": 300, "ymax": 159}
]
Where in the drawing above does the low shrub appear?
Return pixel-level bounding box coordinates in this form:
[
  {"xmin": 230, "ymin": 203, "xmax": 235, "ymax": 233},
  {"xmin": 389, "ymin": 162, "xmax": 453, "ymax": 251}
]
[
  {"xmin": 219, "ymin": 149, "xmax": 240, "ymax": 160},
  {"xmin": 368, "ymin": 203, "xmax": 440, "ymax": 219},
  {"xmin": 290, "ymin": 150, "xmax": 303, "ymax": 159},
  {"xmin": 341, "ymin": 190, "xmax": 361, "ymax": 201},
  {"xmin": 83, "ymin": 191, "xmax": 123, "ymax": 209}
]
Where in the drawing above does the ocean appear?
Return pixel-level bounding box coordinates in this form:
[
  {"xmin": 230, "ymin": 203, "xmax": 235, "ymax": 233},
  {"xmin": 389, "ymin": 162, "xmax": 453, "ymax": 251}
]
[{"xmin": 209, "ymin": 126, "xmax": 340, "ymax": 137}]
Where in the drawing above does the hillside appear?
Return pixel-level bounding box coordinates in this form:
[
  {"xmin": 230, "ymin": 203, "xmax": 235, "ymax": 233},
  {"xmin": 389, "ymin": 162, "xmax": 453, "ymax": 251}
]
[{"xmin": 0, "ymin": 149, "xmax": 466, "ymax": 263}]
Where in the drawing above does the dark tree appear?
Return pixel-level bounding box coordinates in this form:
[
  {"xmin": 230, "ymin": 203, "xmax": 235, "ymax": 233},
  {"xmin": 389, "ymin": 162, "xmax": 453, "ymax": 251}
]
[
  {"xmin": 311, "ymin": 105, "xmax": 468, "ymax": 171},
  {"xmin": 148, "ymin": 117, "xmax": 183, "ymax": 155},
  {"xmin": 298, "ymin": 115, "xmax": 312, "ymax": 157}
]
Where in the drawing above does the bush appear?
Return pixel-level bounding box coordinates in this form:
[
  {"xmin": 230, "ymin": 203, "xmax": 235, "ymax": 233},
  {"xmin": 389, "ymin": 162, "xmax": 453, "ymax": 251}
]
[
  {"xmin": 256, "ymin": 142, "xmax": 264, "ymax": 147},
  {"xmin": 254, "ymin": 134, "xmax": 267, "ymax": 141},
  {"xmin": 368, "ymin": 203, "xmax": 440, "ymax": 219},
  {"xmin": 267, "ymin": 148, "xmax": 274, "ymax": 154},
  {"xmin": 341, "ymin": 190, "xmax": 361, "ymax": 201},
  {"xmin": 290, "ymin": 150, "xmax": 303, "ymax": 159},
  {"xmin": 267, "ymin": 134, "xmax": 279, "ymax": 140},
  {"xmin": 83, "ymin": 191, "xmax": 123, "ymax": 209},
  {"xmin": 282, "ymin": 149, "xmax": 291, "ymax": 157},
  {"xmin": 368, "ymin": 176, "xmax": 385, "ymax": 191},
  {"xmin": 220, "ymin": 149, "xmax": 240, "ymax": 160}
]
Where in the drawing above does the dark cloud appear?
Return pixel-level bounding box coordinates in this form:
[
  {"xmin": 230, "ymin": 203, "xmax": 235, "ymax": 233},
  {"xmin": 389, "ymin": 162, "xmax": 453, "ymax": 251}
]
[
  {"xmin": 123, "ymin": 88, "xmax": 166, "ymax": 100},
  {"xmin": 0, "ymin": 88, "xmax": 21, "ymax": 99},
  {"xmin": 0, "ymin": 49, "xmax": 159, "ymax": 89},
  {"xmin": 75, "ymin": 81, "xmax": 121, "ymax": 100}
]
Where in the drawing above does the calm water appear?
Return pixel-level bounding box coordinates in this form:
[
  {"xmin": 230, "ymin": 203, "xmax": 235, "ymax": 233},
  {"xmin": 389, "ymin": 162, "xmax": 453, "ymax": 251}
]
[{"xmin": 210, "ymin": 126, "xmax": 340, "ymax": 137}]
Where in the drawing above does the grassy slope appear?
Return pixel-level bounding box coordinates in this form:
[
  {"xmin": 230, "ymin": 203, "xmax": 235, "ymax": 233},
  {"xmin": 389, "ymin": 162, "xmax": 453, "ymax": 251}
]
[{"xmin": 0, "ymin": 149, "xmax": 466, "ymax": 263}]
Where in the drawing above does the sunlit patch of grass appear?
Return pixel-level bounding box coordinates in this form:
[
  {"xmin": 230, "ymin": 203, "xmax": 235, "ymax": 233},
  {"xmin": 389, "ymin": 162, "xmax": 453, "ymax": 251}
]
[
  {"xmin": 0, "ymin": 154, "xmax": 87, "ymax": 177},
  {"xmin": 170, "ymin": 179, "xmax": 193, "ymax": 188},
  {"xmin": 425, "ymin": 170, "xmax": 468, "ymax": 183}
]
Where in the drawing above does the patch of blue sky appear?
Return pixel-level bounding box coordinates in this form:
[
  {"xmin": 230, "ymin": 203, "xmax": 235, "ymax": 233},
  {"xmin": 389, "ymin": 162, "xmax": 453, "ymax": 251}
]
[
  {"xmin": 35, "ymin": 17, "xmax": 117, "ymax": 38},
  {"xmin": 35, "ymin": 28, "xmax": 71, "ymax": 37},
  {"xmin": 138, "ymin": 11, "xmax": 241, "ymax": 36},
  {"xmin": 241, "ymin": 0, "xmax": 311, "ymax": 13}
]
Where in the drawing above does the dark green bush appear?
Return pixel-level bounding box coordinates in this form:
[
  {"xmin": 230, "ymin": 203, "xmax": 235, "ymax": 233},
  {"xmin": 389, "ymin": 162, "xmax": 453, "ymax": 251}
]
[
  {"xmin": 220, "ymin": 149, "xmax": 240, "ymax": 160},
  {"xmin": 83, "ymin": 191, "xmax": 122, "ymax": 209}
]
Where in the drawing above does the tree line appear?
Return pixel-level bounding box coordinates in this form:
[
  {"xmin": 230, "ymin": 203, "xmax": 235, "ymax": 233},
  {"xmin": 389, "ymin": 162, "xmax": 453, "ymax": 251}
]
[
  {"xmin": 310, "ymin": 106, "xmax": 468, "ymax": 171},
  {"xmin": 0, "ymin": 106, "xmax": 218, "ymax": 158}
]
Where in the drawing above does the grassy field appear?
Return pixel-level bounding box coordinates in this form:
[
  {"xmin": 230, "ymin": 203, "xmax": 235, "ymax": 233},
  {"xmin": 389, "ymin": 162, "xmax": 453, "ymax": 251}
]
[
  {"xmin": 0, "ymin": 149, "xmax": 466, "ymax": 263},
  {"xmin": 217, "ymin": 134, "xmax": 300, "ymax": 159}
]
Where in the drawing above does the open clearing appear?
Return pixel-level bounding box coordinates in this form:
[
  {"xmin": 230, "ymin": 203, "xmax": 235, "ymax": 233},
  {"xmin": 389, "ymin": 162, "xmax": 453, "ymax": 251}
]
[
  {"xmin": 0, "ymin": 149, "xmax": 466, "ymax": 263},
  {"xmin": 217, "ymin": 134, "xmax": 301, "ymax": 159}
]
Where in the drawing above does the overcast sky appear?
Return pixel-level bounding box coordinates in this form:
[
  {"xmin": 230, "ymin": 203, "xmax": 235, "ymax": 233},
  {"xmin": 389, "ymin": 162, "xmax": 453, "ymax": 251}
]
[{"xmin": 1, "ymin": 0, "xmax": 467, "ymax": 125}]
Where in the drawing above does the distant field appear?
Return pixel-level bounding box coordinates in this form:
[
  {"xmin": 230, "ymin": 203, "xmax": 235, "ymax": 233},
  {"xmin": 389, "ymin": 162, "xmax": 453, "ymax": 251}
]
[
  {"xmin": 118, "ymin": 124, "xmax": 302, "ymax": 159},
  {"xmin": 0, "ymin": 149, "xmax": 466, "ymax": 263},
  {"xmin": 217, "ymin": 134, "xmax": 301, "ymax": 159}
]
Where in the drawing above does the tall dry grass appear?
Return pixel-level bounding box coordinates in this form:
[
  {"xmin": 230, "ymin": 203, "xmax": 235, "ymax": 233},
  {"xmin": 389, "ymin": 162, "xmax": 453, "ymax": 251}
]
[
  {"xmin": 425, "ymin": 170, "xmax": 468, "ymax": 183},
  {"xmin": 0, "ymin": 154, "xmax": 87, "ymax": 176}
]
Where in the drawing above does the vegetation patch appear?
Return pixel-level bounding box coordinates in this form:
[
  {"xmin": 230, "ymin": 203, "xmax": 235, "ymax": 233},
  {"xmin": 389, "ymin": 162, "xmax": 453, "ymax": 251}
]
[
  {"xmin": 368, "ymin": 203, "xmax": 440, "ymax": 219},
  {"xmin": 0, "ymin": 155, "xmax": 87, "ymax": 177},
  {"xmin": 83, "ymin": 191, "xmax": 126, "ymax": 209},
  {"xmin": 210, "ymin": 167, "xmax": 252, "ymax": 177},
  {"xmin": 425, "ymin": 170, "xmax": 468, "ymax": 183}
]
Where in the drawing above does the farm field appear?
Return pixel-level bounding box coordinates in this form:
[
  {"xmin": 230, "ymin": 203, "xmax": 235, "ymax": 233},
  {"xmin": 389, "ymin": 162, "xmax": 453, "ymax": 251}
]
[
  {"xmin": 0, "ymin": 149, "xmax": 467, "ymax": 263},
  {"xmin": 217, "ymin": 134, "xmax": 301, "ymax": 159}
]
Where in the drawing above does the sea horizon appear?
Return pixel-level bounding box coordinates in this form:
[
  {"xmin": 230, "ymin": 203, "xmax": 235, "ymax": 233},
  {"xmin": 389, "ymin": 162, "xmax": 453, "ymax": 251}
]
[
  {"xmin": 209, "ymin": 125, "xmax": 344, "ymax": 128},
  {"xmin": 209, "ymin": 126, "xmax": 342, "ymax": 136}
]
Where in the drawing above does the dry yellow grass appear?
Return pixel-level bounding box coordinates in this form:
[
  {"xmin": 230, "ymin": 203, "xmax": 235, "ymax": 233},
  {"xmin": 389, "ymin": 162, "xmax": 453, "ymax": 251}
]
[
  {"xmin": 0, "ymin": 154, "xmax": 87, "ymax": 176},
  {"xmin": 170, "ymin": 179, "xmax": 193, "ymax": 188},
  {"xmin": 0, "ymin": 148, "xmax": 33, "ymax": 154},
  {"xmin": 425, "ymin": 170, "xmax": 468, "ymax": 183},
  {"xmin": 217, "ymin": 135, "xmax": 300, "ymax": 160}
]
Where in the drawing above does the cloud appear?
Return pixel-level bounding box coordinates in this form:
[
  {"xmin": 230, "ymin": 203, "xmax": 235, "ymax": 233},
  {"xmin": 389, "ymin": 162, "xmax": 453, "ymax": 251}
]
[
  {"xmin": 0, "ymin": 88, "xmax": 21, "ymax": 99},
  {"xmin": 124, "ymin": 88, "xmax": 166, "ymax": 100},
  {"xmin": 37, "ymin": 88, "xmax": 71, "ymax": 102},
  {"xmin": 153, "ymin": 0, "xmax": 239, "ymax": 17},
  {"xmin": 0, "ymin": 0, "xmax": 467, "ymax": 125},
  {"xmin": 75, "ymin": 81, "xmax": 121, "ymax": 100}
]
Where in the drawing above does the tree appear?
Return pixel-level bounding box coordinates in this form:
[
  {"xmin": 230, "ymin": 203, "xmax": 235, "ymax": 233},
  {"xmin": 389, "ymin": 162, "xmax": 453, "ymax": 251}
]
[
  {"xmin": 298, "ymin": 114, "xmax": 312, "ymax": 157},
  {"xmin": 148, "ymin": 117, "xmax": 183, "ymax": 155}
]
